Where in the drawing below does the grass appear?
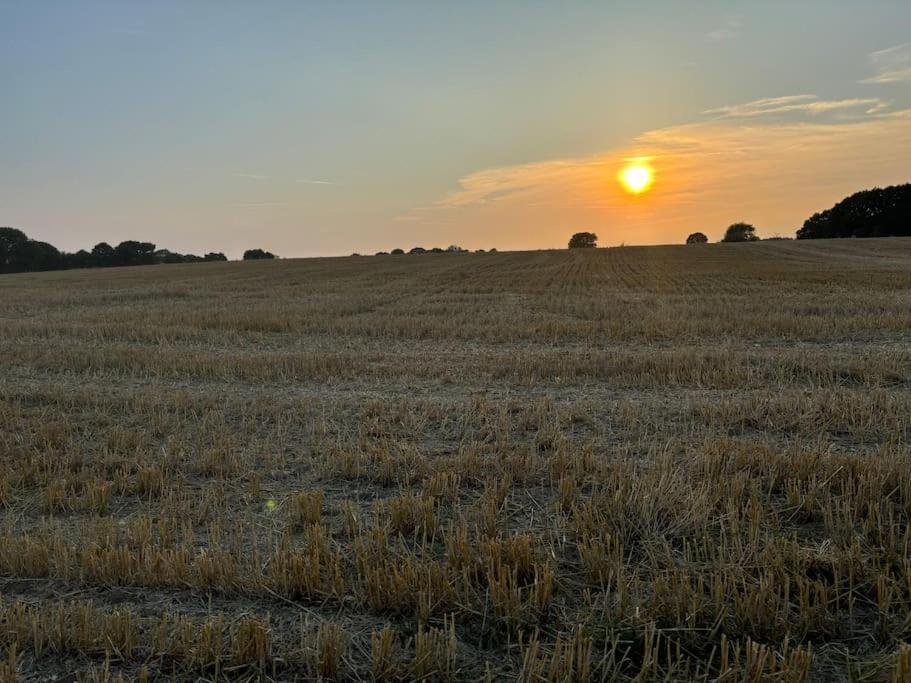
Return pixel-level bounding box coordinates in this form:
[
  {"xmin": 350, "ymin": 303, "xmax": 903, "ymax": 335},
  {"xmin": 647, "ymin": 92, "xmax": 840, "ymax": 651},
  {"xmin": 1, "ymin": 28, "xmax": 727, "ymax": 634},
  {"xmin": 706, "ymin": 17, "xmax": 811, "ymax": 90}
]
[{"xmin": 1, "ymin": 239, "xmax": 911, "ymax": 680}]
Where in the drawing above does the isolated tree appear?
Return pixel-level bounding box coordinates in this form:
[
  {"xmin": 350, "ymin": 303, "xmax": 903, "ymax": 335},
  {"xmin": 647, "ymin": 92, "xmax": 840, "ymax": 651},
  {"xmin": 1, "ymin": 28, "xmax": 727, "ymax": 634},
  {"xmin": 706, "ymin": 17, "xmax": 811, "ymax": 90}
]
[
  {"xmin": 721, "ymin": 223, "xmax": 759, "ymax": 243},
  {"xmin": 391, "ymin": 248, "xmax": 405, "ymax": 255},
  {"xmin": 243, "ymin": 249, "xmax": 276, "ymax": 260},
  {"xmin": 446, "ymin": 245, "xmax": 466, "ymax": 253},
  {"xmin": 797, "ymin": 183, "xmax": 911, "ymax": 239},
  {"xmin": 409, "ymin": 247, "xmax": 426, "ymax": 254},
  {"xmin": 568, "ymin": 232, "xmax": 598, "ymax": 249},
  {"xmin": 686, "ymin": 232, "xmax": 708, "ymax": 244},
  {"xmin": 204, "ymin": 252, "xmax": 228, "ymax": 261}
]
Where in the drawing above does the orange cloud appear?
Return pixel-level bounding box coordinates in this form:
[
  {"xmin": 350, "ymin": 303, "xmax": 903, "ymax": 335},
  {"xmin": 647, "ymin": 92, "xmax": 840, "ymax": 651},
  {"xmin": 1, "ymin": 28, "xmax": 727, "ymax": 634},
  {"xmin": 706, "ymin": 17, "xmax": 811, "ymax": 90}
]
[{"xmin": 406, "ymin": 107, "xmax": 911, "ymax": 246}]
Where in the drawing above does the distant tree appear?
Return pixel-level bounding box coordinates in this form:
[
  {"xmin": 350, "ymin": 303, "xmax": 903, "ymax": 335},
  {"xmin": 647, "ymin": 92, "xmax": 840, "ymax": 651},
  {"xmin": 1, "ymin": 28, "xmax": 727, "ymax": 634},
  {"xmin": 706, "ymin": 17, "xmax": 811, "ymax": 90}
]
[
  {"xmin": 488, "ymin": 248, "xmax": 497, "ymax": 253},
  {"xmin": 10, "ymin": 240, "xmax": 63, "ymax": 271},
  {"xmin": 0, "ymin": 228, "xmax": 227, "ymax": 274},
  {"xmin": 686, "ymin": 232, "xmax": 708, "ymax": 244},
  {"xmin": 114, "ymin": 240, "xmax": 156, "ymax": 266},
  {"xmin": 430, "ymin": 247, "xmax": 444, "ymax": 253},
  {"xmin": 568, "ymin": 232, "xmax": 598, "ymax": 249},
  {"xmin": 351, "ymin": 253, "xmax": 361, "ymax": 257},
  {"xmin": 391, "ymin": 248, "xmax": 405, "ymax": 255},
  {"xmin": 154, "ymin": 249, "xmax": 184, "ymax": 264},
  {"xmin": 243, "ymin": 249, "xmax": 276, "ymax": 260},
  {"xmin": 375, "ymin": 251, "xmax": 389, "ymax": 256},
  {"xmin": 408, "ymin": 247, "xmax": 426, "ymax": 254},
  {"xmin": 64, "ymin": 249, "xmax": 94, "ymax": 270},
  {"xmin": 446, "ymin": 245, "xmax": 466, "ymax": 253},
  {"xmin": 475, "ymin": 249, "xmax": 486, "ymax": 253},
  {"xmin": 91, "ymin": 242, "xmax": 116, "ymax": 267},
  {"xmin": 721, "ymin": 223, "xmax": 759, "ymax": 243},
  {"xmin": 0, "ymin": 227, "xmax": 29, "ymax": 272},
  {"xmin": 797, "ymin": 184, "xmax": 911, "ymax": 239}
]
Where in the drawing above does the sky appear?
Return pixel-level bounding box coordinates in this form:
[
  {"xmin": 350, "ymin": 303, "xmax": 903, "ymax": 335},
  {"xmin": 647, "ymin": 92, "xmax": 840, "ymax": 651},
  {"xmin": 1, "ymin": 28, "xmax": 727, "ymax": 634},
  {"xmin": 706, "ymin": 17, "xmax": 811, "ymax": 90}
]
[{"xmin": 2, "ymin": 1, "xmax": 910, "ymax": 257}]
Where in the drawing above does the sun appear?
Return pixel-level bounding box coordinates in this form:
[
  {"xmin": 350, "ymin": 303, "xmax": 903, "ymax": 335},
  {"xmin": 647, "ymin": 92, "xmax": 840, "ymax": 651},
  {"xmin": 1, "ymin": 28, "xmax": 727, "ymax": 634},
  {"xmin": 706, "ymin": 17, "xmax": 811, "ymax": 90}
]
[{"xmin": 618, "ymin": 162, "xmax": 654, "ymax": 194}]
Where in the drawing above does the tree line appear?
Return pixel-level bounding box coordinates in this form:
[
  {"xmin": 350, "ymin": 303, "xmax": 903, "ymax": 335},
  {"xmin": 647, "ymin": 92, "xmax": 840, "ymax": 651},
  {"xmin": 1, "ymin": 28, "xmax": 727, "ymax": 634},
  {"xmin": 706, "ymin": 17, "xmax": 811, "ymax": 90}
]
[
  {"xmin": 0, "ymin": 228, "xmax": 230, "ymax": 274},
  {"xmin": 569, "ymin": 183, "xmax": 910, "ymax": 249},
  {"xmin": 796, "ymin": 183, "xmax": 910, "ymax": 239}
]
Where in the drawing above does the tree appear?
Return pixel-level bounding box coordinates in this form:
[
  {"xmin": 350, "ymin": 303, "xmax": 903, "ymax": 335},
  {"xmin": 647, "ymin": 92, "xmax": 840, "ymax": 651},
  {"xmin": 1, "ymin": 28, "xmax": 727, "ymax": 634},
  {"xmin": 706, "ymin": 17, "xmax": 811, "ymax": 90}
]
[
  {"xmin": 114, "ymin": 241, "xmax": 156, "ymax": 266},
  {"xmin": 91, "ymin": 242, "xmax": 116, "ymax": 267},
  {"xmin": 686, "ymin": 232, "xmax": 708, "ymax": 244},
  {"xmin": 568, "ymin": 232, "xmax": 598, "ymax": 249},
  {"xmin": 64, "ymin": 249, "xmax": 94, "ymax": 270},
  {"xmin": 243, "ymin": 249, "xmax": 276, "ymax": 260},
  {"xmin": 0, "ymin": 227, "xmax": 29, "ymax": 272},
  {"xmin": 721, "ymin": 223, "xmax": 759, "ymax": 243},
  {"xmin": 154, "ymin": 249, "xmax": 184, "ymax": 264},
  {"xmin": 446, "ymin": 245, "xmax": 466, "ymax": 253},
  {"xmin": 17, "ymin": 241, "xmax": 63, "ymax": 271},
  {"xmin": 204, "ymin": 252, "xmax": 228, "ymax": 261},
  {"xmin": 409, "ymin": 247, "xmax": 426, "ymax": 254},
  {"xmin": 391, "ymin": 248, "xmax": 405, "ymax": 255},
  {"xmin": 797, "ymin": 184, "xmax": 911, "ymax": 239}
]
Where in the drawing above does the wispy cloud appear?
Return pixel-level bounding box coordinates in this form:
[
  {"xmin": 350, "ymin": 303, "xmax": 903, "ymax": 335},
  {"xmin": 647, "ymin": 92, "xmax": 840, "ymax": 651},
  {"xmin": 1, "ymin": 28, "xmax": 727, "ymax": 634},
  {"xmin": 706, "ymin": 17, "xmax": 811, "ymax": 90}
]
[
  {"xmin": 863, "ymin": 43, "xmax": 911, "ymax": 84},
  {"xmin": 235, "ymin": 172, "xmax": 269, "ymax": 180},
  {"xmin": 703, "ymin": 94, "xmax": 888, "ymax": 119},
  {"xmin": 295, "ymin": 179, "xmax": 335, "ymax": 185},
  {"xmin": 403, "ymin": 105, "xmax": 911, "ymax": 245},
  {"xmin": 705, "ymin": 19, "xmax": 742, "ymax": 42}
]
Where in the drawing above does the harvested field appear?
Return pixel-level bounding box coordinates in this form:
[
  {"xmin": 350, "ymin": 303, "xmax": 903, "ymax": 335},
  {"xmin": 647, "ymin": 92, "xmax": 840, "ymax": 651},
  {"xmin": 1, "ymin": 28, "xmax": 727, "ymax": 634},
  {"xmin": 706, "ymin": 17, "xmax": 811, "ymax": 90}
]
[{"xmin": 2, "ymin": 238, "xmax": 911, "ymax": 681}]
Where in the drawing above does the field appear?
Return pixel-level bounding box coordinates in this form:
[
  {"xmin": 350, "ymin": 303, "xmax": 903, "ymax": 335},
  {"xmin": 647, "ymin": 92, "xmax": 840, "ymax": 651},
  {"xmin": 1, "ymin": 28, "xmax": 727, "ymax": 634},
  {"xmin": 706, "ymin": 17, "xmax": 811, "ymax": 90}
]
[{"xmin": 2, "ymin": 239, "xmax": 911, "ymax": 681}]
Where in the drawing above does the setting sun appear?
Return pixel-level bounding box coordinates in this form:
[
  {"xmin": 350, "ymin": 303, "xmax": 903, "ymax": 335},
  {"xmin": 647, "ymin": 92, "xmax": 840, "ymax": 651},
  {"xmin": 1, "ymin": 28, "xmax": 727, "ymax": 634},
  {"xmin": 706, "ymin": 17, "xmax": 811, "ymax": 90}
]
[{"xmin": 619, "ymin": 162, "xmax": 654, "ymax": 194}]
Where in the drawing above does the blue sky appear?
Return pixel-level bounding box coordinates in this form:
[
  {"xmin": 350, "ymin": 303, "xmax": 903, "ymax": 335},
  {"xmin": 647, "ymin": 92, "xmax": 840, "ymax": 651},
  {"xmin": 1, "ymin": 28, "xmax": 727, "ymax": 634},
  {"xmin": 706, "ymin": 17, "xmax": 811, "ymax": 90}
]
[{"xmin": 2, "ymin": 1, "xmax": 910, "ymax": 256}]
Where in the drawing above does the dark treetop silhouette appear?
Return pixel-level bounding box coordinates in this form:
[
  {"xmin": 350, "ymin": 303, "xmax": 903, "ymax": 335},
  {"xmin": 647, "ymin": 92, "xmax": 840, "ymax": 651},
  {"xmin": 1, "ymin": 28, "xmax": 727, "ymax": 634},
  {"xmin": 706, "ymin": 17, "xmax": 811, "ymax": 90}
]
[{"xmin": 0, "ymin": 227, "xmax": 227, "ymax": 274}]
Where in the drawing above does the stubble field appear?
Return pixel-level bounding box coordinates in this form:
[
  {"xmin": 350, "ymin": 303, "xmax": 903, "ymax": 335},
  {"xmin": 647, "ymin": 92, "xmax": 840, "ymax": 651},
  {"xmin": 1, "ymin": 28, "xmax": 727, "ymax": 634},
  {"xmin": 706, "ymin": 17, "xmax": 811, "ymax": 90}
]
[{"xmin": 2, "ymin": 239, "xmax": 911, "ymax": 681}]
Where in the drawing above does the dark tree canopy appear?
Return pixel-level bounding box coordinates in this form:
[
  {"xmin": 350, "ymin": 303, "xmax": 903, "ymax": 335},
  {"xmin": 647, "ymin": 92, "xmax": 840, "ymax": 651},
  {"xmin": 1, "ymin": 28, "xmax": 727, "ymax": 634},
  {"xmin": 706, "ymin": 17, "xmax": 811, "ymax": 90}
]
[
  {"xmin": 0, "ymin": 227, "xmax": 29, "ymax": 272},
  {"xmin": 797, "ymin": 184, "xmax": 911, "ymax": 239},
  {"xmin": 409, "ymin": 247, "xmax": 426, "ymax": 254},
  {"xmin": 391, "ymin": 248, "xmax": 405, "ymax": 255},
  {"xmin": 0, "ymin": 228, "xmax": 228, "ymax": 274},
  {"xmin": 686, "ymin": 232, "xmax": 708, "ymax": 244},
  {"xmin": 568, "ymin": 232, "xmax": 598, "ymax": 249},
  {"xmin": 113, "ymin": 241, "xmax": 156, "ymax": 267},
  {"xmin": 243, "ymin": 249, "xmax": 276, "ymax": 260},
  {"xmin": 721, "ymin": 223, "xmax": 759, "ymax": 243}
]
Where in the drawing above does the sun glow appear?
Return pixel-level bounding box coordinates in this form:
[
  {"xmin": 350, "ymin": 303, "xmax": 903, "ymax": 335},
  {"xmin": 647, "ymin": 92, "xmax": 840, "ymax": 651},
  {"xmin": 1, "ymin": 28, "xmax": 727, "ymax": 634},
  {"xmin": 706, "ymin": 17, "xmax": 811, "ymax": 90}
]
[{"xmin": 619, "ymin": 162, "xmax": 654, "ymax": 194}]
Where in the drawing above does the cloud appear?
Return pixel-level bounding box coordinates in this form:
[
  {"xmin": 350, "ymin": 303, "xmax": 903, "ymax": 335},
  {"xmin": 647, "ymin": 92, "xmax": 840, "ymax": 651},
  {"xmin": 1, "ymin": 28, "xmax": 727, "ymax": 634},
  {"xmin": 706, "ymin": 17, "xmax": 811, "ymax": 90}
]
[
  {"xmin": 863, "ymin": 43, "xmax": 911, "ymax": 84},
  {"xmin": 235, "ymin": 172, "xmax": 268, "ymax": 180},
  {"xmin": 404, "ymin": 106, "xmax": 911, "ymax": 246},
  {"xmin": 705, "ymin": 19, "xmax": 742, "ymax": 42},
  {"xmin": 295, "ymin": 179, "xmax": 334, "ymax": 185},
  {"xmin": 704, "ymin": 95, "xmax": 888, "ymax": 119}
]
